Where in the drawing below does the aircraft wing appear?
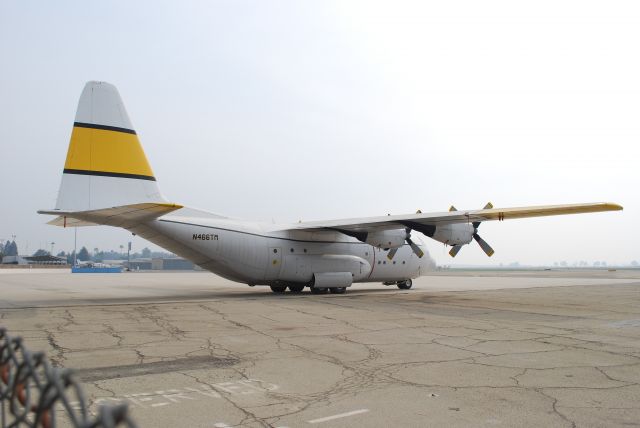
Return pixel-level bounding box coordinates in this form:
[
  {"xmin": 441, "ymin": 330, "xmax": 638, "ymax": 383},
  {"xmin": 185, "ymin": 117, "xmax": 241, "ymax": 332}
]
[{"xmin": 284, "ymin": 202, "xmax": 623, "ymax": 234}]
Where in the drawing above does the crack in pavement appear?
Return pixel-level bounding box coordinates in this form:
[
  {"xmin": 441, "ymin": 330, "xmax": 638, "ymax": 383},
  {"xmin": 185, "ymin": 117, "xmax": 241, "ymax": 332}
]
[{"xmin": 4, "ymin": 281, "xmax": 640, "ymax": 427}]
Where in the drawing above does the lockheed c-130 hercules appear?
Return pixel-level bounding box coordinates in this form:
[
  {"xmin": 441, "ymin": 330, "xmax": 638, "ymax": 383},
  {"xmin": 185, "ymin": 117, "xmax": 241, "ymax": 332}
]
[{"xmin": 39, "ymin": 82, "xmax": 623, "ymax": 294}]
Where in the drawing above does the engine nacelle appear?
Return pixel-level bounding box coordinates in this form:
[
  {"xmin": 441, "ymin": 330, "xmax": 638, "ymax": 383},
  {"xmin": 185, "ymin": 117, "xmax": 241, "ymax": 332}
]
[
  {"xmin": 365, "ymin": 229, "xmax": 407, "ymax": 248},
  {"xmin": 431, "ymin": 223, "xmax": 474, "ymax": 246}
]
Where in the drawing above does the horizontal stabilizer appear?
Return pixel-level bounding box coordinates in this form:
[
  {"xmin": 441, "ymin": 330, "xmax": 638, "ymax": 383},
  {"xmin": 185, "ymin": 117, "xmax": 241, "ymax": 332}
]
[
  {"xmin": 38, "ymin": 203, "xmax": 183, "ymax": 228},
  {"xmin": 46, "ymin": 217, "xmax": 98, "ymax": 227}
]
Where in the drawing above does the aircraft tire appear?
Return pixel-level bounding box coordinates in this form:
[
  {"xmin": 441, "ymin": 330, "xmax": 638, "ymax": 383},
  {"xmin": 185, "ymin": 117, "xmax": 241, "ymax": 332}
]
[
  {"xmin": 397, "ymin": 279, "xmax": 413, "ymax": 290},
  {"xmin": 329, "ymin": 287, "xmax": 347, "ymax": 294},
  {"xmin": 270, "ymin": 285, "xmax": 287, "ymax": 293},
  {"xmin": 310, "ymin": 286, "xmax": 328, "ymax": 295},
  {"xmin": 288, "ymin": 284, "xmax": 305, "ymax": 293}
]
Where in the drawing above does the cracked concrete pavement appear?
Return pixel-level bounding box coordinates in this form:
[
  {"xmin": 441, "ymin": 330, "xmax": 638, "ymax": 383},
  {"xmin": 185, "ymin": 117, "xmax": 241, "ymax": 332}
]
[{"xmin": 1, "ymin": 269, "xmax": 639, "ymax": 427}]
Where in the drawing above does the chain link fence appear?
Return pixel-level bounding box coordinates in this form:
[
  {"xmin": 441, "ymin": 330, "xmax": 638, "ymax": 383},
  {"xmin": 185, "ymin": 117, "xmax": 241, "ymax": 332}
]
[{"xmin": 0, "ymin": 328, "xmax": 138, "ymax": 428}]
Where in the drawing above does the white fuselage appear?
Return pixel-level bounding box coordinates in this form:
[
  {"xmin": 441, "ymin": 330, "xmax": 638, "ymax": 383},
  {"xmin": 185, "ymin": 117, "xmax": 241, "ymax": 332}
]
[{"xmin": 127, "ymin": 213, "xmax": 431, "ymax": 286}]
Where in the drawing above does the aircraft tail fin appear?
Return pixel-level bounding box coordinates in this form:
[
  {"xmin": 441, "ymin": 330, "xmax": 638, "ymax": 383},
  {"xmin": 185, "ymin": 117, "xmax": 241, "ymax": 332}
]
[{"xmin": 52, "ymin": 81, "xmax": 168, "ymax": 213}]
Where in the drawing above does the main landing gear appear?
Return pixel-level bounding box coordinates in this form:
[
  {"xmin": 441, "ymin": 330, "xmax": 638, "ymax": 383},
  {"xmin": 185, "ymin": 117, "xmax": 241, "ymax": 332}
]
[
  {"xmin": 310, "ymin": 286, "xmax": 346, "ymax": 294},
  {"xmin": 397, "ymin": 279, "xmax": 413, "ymax": 290},
  {"xmin": 267, "ymin": 283, "xmax": 348, "ymax": 294},
  {"xmin": 269, "ymin": 284, "xmax": 306, "ymax": 293}
]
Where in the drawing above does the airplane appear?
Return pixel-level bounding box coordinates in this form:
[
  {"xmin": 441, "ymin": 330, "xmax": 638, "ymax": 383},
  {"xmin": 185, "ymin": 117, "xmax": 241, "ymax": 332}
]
[{"xmin": 39, "ymin": 81, "xmax": 623, "ymax": 294}]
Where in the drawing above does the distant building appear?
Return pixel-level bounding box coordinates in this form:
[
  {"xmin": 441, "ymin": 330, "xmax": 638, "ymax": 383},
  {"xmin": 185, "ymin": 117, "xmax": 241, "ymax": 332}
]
[
  {"xmin": 151, "ymin": 257, "xmax": 195, "ymax": 270},
  {"xmin": 2, "ymin": 255, "xmax": 67, "ymax": 265},
  {"xmin": 126, "ymin": 258, "xmax": 152, "ymax": 270}
]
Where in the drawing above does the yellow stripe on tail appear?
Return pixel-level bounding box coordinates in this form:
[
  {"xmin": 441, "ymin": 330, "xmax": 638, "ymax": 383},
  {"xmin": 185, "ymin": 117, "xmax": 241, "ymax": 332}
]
[{"xmin": 63, "ymin": 122, "xmax": 155, "ymax": 180}]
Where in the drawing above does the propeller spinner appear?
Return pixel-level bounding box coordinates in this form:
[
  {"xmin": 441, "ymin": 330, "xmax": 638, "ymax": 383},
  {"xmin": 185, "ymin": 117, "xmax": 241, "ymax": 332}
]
[
  {"xmin": 387, "ymin": 228, "xmax": 424, "ymax": 260},
  {"xmin": 448, "ymin": 202, "xmax": 495, "ymax": 258}
]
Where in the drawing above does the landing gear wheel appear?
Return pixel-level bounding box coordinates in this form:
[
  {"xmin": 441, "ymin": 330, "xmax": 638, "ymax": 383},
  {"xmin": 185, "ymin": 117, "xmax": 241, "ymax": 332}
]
[
  {"xmin": 397, "ymin": 279, "xmax": 413, "ymax": 290},
  {"xmin": 329, "ymin": 287, "xmax": 347, "ymax": 294},
  {"xmin": 270, "ymin": 285, "xmax": 287, "ymax": 293},
  {"xmin": 288, "ymin": 284, "xmax": 304, "ymax": 293},
  {"xmin": 310, "ymin": 287, "xmax": 328, "ymax": 295}
]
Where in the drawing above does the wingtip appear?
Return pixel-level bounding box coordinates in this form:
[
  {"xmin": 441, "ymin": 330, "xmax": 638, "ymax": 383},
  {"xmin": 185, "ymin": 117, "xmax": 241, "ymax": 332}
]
[
  {"xmin": 37, "ymin": 209, "xmax": 65, "ymax": 216},
  {"xmin": 606, "ymin": 203, "xmax": 623, "ymax": 211},
  {"xmin": 158, "ymin": 203, "xmax": 184, "ymax": 210}
]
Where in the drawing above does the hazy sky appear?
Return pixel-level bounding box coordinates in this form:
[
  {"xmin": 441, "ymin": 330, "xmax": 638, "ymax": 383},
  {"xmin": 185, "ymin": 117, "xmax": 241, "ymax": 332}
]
[{"xmin": 1, "ymin": 1, "xmax": 638, "ymax": 266}]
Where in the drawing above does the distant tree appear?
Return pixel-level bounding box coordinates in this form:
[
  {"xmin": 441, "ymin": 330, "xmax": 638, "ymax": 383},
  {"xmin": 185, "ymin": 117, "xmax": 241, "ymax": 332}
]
[
  {"xmin": 57, "ymin": 251, "xmax": 66, "ymax": 257},
  {"xmin": 2, "ymin": 241, "xmax": 9, "ymax": 255},
  {"xmin": 78, "ymin": 246, "xmax": 90, "ymax": 261},
  {"xmin": 632, "ymin": 260, "xmax": 639, "ymax": 267},
  {"xmin": 594, "ymin": 261, "xmax": 600, "ymax": 267},
  {"xmin": 8, "ymin": 241, "xmax": 18, "ymax": 256},
  {"xmin": 141, "ymin": 247, "xmax": 151, "ymax": 258},
  {"xmin": 33, "ymin": 249, "xmax": 50, "ymax": 257},
  {"xmin": 66, "ymin": 251, "xmax": 76, "ymax": 265}
]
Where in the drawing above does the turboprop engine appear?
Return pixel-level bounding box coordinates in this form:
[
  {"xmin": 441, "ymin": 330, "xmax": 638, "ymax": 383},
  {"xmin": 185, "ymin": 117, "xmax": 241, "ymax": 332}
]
[
  {"xmin": 398, "ymin": 203, "xmax": 497, "ymax": 258},
  {"xmin": 431, "ymin": 223, "xmax": 475, "ymax": 246},
  {"xmin": 365, "ymin": 230, "xmax": 407, "ymax": 248},
  {"xmin": 364, "ymin": 229, "xmax": 424, "ymax": 260}
]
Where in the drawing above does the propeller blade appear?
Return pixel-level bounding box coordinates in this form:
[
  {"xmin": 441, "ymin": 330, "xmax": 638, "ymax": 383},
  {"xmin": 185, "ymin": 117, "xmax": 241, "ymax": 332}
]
[
  {"xmin": 449, "ymin": 245, "xmax": 463, "ymax": 257},
  {"xmin": 406, "ymin": 238, "xmax": 424, "ymax": 258},
  {"xmin": 473, "ymin": 203, "xmax": 494, "ymax": 229},
  {"xmin": 473, "ymin": 233, "xmax": 495, "ymax": 257},
  {"xmin": 387, "ymin": 248, "xmax": 398, "ymax": 260}
]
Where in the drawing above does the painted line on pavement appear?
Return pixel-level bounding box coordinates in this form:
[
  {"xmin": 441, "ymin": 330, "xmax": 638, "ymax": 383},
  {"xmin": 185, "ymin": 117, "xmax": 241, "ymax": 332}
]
[{"xmin": 307, "ymin": 409, "xmax": 369, "ymax": 424}]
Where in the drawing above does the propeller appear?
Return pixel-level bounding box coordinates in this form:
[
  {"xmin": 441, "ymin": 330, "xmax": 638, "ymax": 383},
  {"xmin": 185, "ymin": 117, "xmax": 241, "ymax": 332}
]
[
  {"xmin": 449, "ymin": 202, "xmax": 495, "ymax": 257},
  {"xmin": 387, "ymin": 227, "xmax": 425, "ymax": 260}
]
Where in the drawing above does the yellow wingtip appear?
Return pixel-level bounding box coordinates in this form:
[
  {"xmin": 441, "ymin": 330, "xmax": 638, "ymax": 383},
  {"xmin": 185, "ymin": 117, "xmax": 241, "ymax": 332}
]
[{"xmin": 155, "ymin": 203, "xmax": 184, "ymax": 210}]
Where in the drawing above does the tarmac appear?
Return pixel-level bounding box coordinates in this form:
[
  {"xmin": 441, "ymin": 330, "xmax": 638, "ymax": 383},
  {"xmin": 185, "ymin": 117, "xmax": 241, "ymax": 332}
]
[{"xmin": 1, "ymin": 268, "xmax": 639, "ymax": 427}]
